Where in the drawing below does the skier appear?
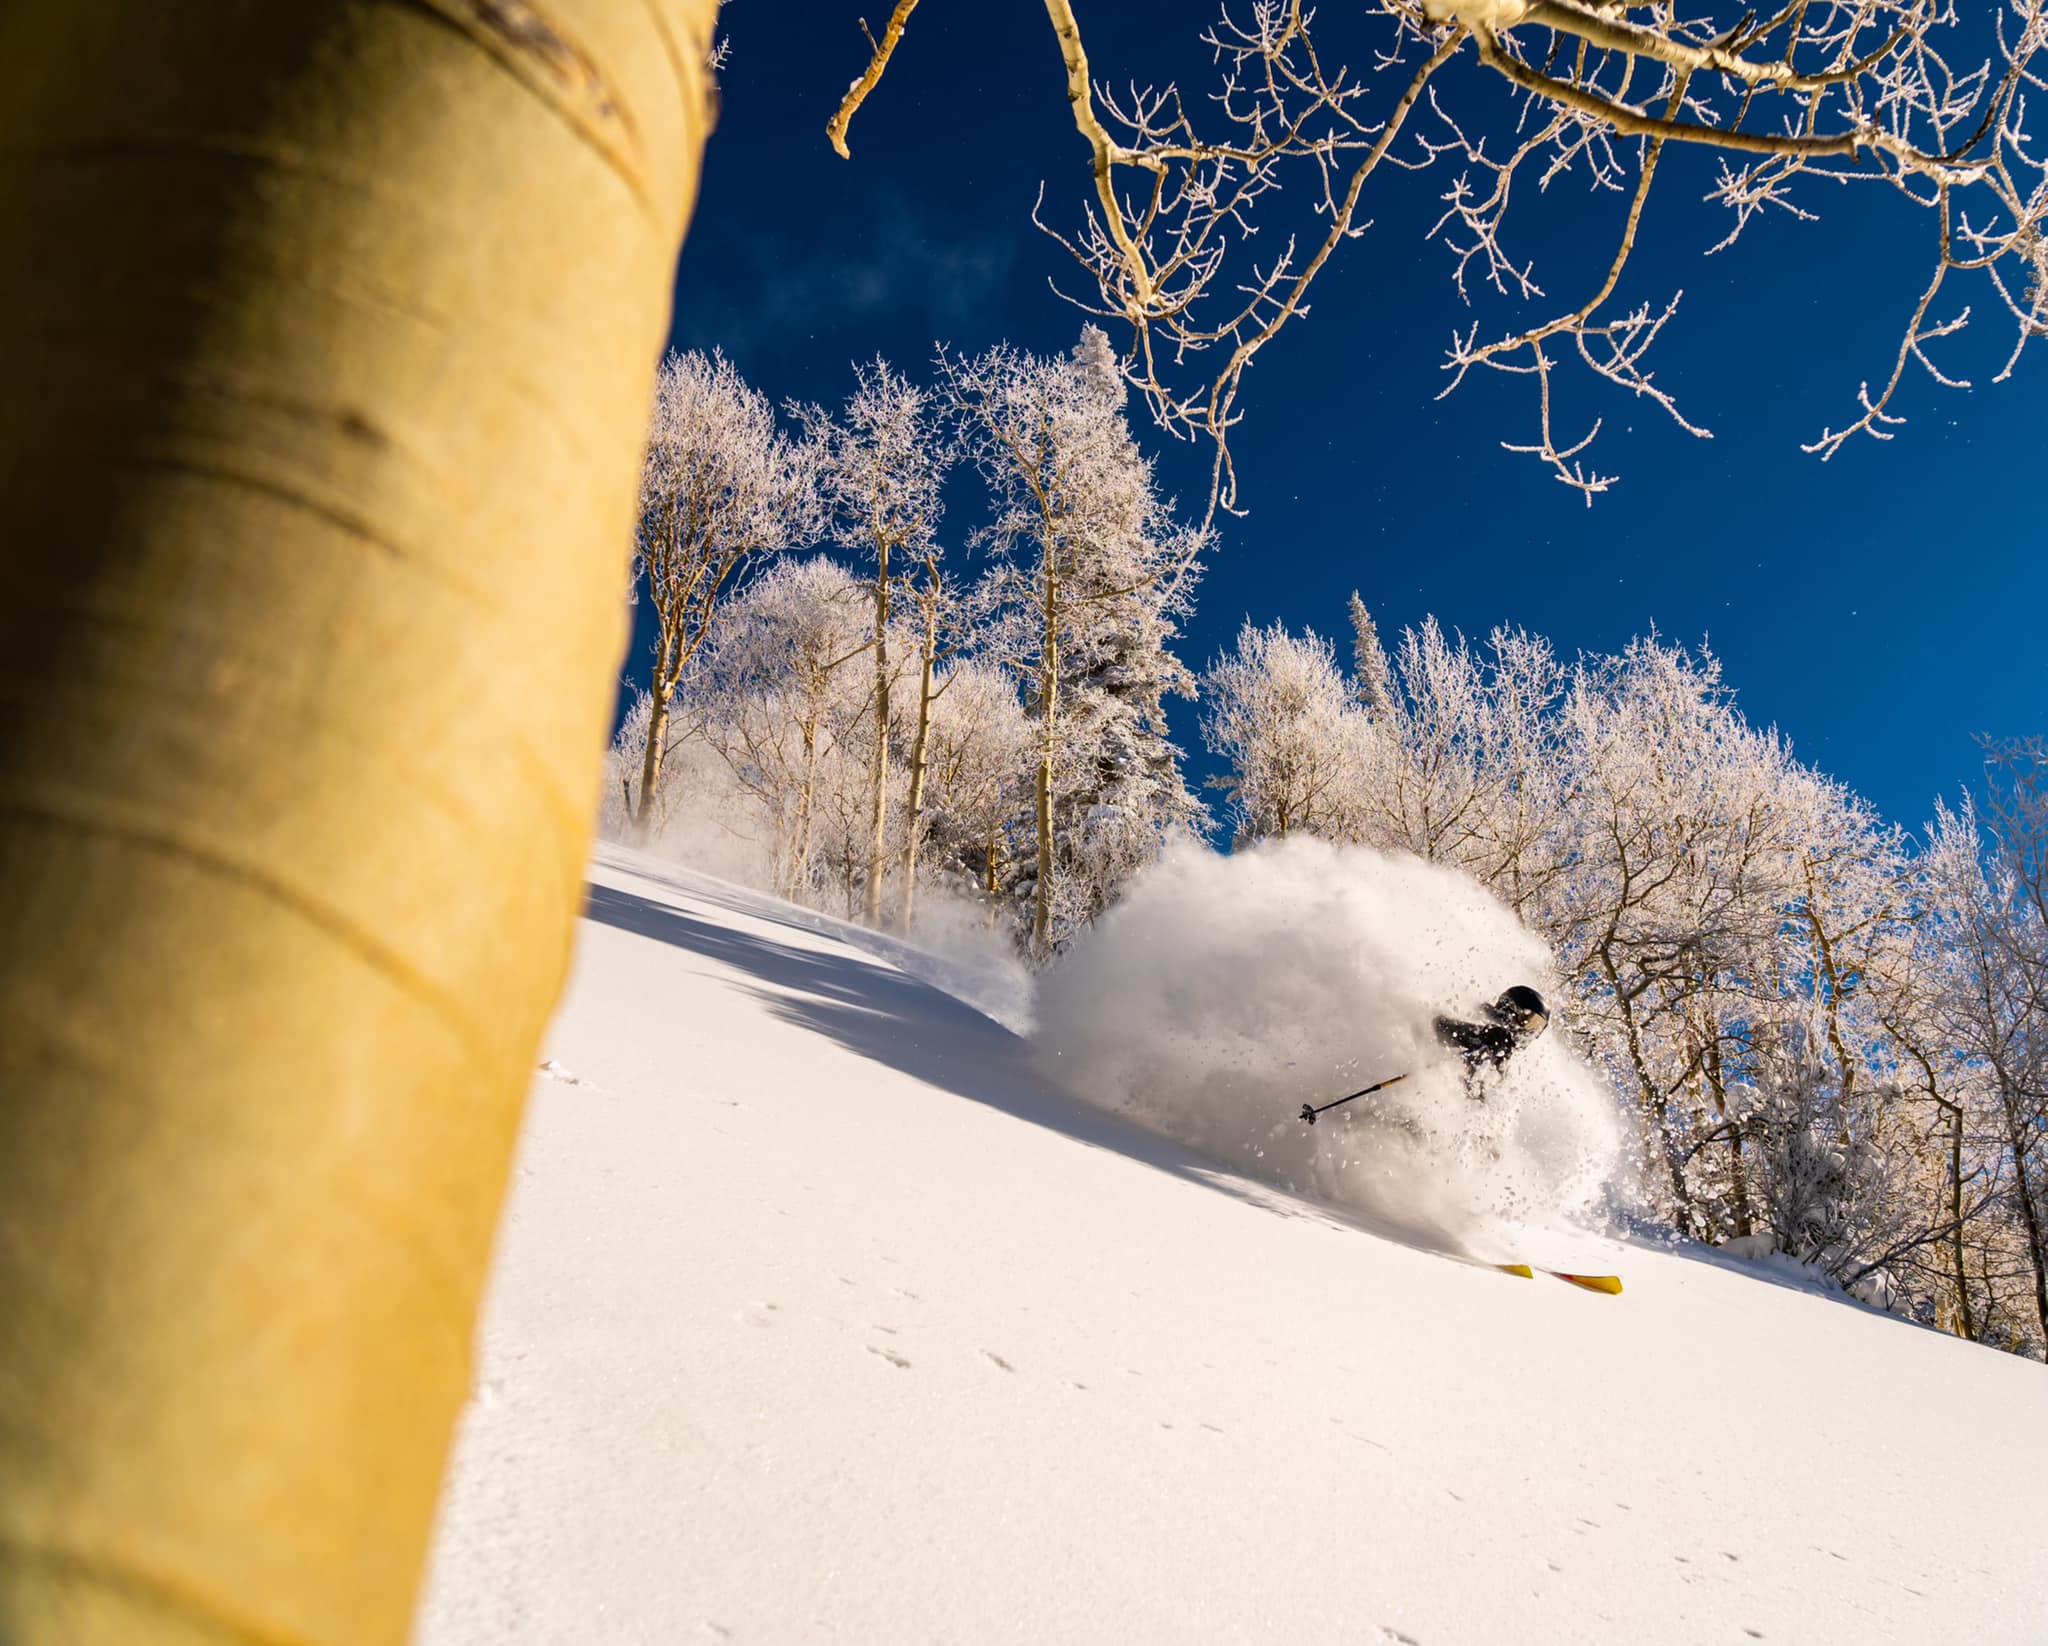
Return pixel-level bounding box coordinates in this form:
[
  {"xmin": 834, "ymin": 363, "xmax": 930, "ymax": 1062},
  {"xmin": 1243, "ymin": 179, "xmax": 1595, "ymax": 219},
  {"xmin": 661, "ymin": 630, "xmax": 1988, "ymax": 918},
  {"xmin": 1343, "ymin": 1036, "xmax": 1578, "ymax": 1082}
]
[
  {"xmin": 1298, "ymin": 984, "xmax": 1552, "ymax": 1124},
  {"xmin": 1434, "ymin": 984, "xmax": 1550, "ymax": 1092}
]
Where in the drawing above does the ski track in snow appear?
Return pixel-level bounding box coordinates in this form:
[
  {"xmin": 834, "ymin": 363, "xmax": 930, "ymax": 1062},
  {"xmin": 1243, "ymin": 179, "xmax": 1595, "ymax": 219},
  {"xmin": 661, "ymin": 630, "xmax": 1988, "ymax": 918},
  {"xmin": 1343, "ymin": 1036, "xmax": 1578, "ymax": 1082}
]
[{"xmin": 417, "ymin": 845, "xmax": 2048, "ymax": 1646}]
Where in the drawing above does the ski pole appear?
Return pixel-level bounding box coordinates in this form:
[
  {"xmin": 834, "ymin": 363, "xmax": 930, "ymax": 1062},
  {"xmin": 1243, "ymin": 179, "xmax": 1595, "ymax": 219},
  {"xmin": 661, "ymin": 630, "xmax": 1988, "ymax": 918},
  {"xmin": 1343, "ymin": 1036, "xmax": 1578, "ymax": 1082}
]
[{"xmin": 1298, "ymin": 1070, "xmax": 1410, "ymax": 1126}]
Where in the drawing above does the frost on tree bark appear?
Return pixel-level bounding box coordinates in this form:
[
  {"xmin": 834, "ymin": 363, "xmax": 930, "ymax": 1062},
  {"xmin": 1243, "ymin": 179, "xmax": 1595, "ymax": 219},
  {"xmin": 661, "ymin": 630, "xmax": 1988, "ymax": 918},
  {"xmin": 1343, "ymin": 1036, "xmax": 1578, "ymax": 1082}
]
[{"xmin": 0, "ymin": 3, "xmax": 718, "ymax": 1643}]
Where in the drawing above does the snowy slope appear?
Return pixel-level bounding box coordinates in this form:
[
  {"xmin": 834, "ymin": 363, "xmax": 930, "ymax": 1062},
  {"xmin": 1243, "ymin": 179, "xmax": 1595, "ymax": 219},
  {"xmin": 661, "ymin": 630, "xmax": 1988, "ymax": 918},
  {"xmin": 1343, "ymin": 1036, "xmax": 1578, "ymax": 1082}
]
[{"xmin": 416, "ymin": 847, "xmax": 2048, "ymax": 1646}]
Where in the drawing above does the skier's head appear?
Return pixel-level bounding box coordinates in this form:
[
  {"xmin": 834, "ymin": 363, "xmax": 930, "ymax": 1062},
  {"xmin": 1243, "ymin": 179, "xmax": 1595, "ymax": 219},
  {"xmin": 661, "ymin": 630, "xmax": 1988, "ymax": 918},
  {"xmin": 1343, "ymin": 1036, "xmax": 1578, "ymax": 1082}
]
[{"xmin": 1492, "ymin": 985, "xmax": 1550, "ymax": 1041}]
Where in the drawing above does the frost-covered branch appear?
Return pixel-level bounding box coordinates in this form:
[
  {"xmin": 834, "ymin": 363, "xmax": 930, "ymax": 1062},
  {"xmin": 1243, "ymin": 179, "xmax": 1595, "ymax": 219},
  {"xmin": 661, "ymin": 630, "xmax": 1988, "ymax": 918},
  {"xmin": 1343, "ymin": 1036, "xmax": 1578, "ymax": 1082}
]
[
  {"xmin": 832, "ymin": 0, "xmax": 2047, "ymax": 510},
  {"xmin": 827, "ymin": 0, "xmax": 925, "ymax": 159}
]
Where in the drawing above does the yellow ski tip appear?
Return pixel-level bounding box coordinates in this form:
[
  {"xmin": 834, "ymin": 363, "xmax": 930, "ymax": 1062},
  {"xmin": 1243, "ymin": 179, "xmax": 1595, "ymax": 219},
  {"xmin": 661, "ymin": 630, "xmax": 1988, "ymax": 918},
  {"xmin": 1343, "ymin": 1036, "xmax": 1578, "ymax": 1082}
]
[
  {"xmin": 1494, "ymin": 1263, "xmax": 1535, "ymax": 1279},
  {"xmin": 1551, "ymin": 1271, "xmax": 1623, "ymax": 1295}
]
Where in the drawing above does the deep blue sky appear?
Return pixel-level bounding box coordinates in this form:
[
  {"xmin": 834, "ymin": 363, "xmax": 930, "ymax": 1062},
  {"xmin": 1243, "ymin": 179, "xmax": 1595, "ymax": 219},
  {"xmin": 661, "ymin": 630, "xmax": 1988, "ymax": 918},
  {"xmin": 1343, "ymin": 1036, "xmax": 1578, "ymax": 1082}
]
[{"xmin": 647, "ymin": 1, "xmax": 2045, "ymax": 834}]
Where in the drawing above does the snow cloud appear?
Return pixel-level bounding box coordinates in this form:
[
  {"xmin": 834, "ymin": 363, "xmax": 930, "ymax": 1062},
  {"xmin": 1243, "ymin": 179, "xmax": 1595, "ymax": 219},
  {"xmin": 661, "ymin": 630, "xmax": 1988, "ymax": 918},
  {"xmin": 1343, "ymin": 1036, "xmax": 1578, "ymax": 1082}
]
[{"xmin": 1031, "ymin": 837, "xmax": 1625, "ymax": 1251}]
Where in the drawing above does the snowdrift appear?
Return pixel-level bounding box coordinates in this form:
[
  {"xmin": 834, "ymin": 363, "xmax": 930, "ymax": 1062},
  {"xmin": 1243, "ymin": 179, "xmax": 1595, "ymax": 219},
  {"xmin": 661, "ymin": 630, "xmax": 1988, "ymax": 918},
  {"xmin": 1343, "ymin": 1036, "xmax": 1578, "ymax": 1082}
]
[{"xmin": 417, "ymin": 846, "xmax": 2048, "ymax": 1646}]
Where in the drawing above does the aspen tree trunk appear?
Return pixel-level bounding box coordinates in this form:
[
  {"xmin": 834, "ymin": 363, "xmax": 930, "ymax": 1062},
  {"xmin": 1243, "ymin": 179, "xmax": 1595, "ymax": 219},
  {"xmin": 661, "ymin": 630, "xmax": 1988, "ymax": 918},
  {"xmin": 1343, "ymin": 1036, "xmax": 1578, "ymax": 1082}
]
[
  {"xmin": 1033, "ymin": 561, "xmax": 1061, "ymax": 957},
  {"xmin": 899, "ymin": 602, "xmax": 938, "ymax": 932},
  {"xmin": 1703, "ymin": 1015, "xmax": 1754, "ymax": 1239},
  {"xmin": 790, "ymin": 711, "xmax": 822, "ymax": 898},
  {"xmin": 1804, "ymin": 881, "xmax": 1857, "ymax": 1113},
  {"xmin": 636, "ymin": 686, "xmax": 675, "ymax": 835},
  {"xmin": 1895, "ymin": 1026, "xmax": 1975, "ymax": 1340},
  {"xmin": 2007, "ymin": 1125, "xmax": 2048, "ymax": 1351},
  {"xmin": 864, "ymin": 544, "xmax": 891, "ymax": 924},
  {"xmin": 0, "ymin": 4, "xmax": 718, "ymax": 1643},
  {"xmin": 1948, "ymin": 1103, "xmax": 1976, "ymax": 1339},
  {"xmin": 1601, "ymin": 947, "xmax": 1691, "ymax": 1226}
]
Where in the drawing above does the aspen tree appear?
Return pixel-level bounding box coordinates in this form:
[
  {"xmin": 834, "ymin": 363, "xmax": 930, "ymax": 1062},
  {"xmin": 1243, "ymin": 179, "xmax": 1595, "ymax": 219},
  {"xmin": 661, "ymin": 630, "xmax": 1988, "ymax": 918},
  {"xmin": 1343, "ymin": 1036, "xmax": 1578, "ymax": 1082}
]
[
  {"xmin": 694, "ymin": 557, "xmax": 874, "ymax": 898},
  {"xmin": 943, "ymin": 331, "xmax": 1202, "ymax": 956},
  {"xmin": 1201, "ymin": 623, "xmax": 1372, "ymax": 845},
  {"xmin": 800, "ymin": 361, "xmax": 949, "ymax": 925},
  {"xmin": 897, "ymin": 552, "xmax": 967, "ymax": 930},
  {"xmin": 633, "ymin": 350, "xmax": 815, "ymax": 833},
  {"xmin": 0, "ymin": 3, "xmax": 720, "ymax": 1640},
  {"xmin": 919, "ymin": 661, "xmax": 1036, "ymax": 919}
]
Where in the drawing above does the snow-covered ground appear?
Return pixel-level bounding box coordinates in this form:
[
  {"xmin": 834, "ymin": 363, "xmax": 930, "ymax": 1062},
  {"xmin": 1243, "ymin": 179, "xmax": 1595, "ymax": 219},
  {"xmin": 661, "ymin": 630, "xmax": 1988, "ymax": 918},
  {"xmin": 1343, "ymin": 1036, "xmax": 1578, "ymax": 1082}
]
[{"xmin": 417, "ymin": 846, "xmax": 2048, "ymax": 1645}]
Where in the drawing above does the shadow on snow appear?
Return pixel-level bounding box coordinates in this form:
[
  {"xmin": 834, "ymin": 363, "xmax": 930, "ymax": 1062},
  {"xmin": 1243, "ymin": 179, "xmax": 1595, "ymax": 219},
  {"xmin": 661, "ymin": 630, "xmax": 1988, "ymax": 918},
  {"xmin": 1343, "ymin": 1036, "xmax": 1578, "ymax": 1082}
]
[
  {"xmin": 581, "ymin": 880, "xmax": 1318, "ymax": 1228},
  {"xmin": 582, "ymin": 874, "xmax": 1969, "ymax": 1345}
]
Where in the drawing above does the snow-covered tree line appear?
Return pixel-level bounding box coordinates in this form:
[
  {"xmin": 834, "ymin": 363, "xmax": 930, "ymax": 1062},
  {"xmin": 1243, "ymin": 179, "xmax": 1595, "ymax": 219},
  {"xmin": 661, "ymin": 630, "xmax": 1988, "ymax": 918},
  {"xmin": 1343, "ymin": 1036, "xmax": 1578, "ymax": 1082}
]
[
  {"xmin": 603, "ymin": 333, "xmax": 1205, "ymax": 958},
  {"xmin": 1205, "ymin": 612, "xmax": 2048, "ymax": 1359},
  {"xmin": 601, "ymin": 339, "xmax": 2045, "ymax": 1362}
]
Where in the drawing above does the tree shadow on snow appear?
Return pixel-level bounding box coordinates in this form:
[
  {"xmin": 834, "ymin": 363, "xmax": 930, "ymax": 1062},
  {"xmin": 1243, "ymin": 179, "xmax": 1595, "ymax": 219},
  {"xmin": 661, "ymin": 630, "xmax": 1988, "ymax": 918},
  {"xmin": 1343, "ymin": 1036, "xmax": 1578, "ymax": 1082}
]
[{"xmin": 581, "ymin": 880, "xmax": 1334, "ymax": 1228}]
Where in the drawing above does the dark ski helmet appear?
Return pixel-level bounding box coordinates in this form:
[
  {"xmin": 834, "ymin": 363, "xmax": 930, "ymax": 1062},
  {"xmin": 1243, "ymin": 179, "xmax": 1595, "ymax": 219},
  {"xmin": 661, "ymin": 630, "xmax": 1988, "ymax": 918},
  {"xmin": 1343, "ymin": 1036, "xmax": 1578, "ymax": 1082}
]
[{"xmin": 1493, "ymin": 985, "xmax": 1550, "ymax": 1039}]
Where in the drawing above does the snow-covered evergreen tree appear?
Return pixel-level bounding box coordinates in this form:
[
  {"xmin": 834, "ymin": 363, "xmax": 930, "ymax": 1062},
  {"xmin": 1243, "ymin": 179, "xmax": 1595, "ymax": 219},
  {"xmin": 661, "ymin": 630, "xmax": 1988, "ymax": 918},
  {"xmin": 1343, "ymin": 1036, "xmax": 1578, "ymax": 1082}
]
[
  {"xmin": 1346, "ymin": 592, "xmax": 1395, "ymax": 722},
  {"xmin": 943, "ymin": 328, "xmax": 1207, "ymax": 956}
]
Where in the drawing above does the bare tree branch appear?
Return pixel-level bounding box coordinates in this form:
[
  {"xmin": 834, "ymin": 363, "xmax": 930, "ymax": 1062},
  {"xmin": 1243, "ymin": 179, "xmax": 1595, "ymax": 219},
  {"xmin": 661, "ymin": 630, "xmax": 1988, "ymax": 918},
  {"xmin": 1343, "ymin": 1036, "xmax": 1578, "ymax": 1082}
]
[{"xmin": 827, "ymin": 0, "xmax": 925, "ymax": 159}]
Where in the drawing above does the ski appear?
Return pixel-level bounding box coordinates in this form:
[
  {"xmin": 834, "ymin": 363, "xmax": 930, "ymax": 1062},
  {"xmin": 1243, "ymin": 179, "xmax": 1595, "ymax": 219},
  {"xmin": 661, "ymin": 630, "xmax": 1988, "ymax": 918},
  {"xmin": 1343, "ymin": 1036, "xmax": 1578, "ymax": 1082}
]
[
  {"xmin": 1494, "ymin": 1262, "xmax": 1623, "ymax": 1295},
  {"xmin": 1548, "ymin": 1269, "xmax": 1623, "ymax": 1294}
]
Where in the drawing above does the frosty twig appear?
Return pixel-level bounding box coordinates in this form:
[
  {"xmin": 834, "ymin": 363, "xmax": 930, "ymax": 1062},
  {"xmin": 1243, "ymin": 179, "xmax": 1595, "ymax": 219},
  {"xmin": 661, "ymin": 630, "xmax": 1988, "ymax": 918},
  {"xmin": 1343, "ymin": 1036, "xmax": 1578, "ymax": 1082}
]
[{"xmin": 829, "ymin": 0, "xmax": 2048, "ymax": 512}]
